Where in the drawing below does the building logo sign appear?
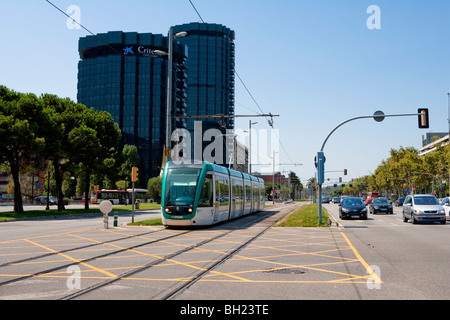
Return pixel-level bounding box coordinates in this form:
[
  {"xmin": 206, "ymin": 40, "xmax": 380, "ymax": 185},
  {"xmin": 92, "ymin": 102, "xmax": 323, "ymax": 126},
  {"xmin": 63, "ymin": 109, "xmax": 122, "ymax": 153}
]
[
  {"xmin": 123, "ymin": 47, "xmax": 134, "ymax": 55},
  {"xmin": 123, "ymin": 46, "xmax": 159, "ymax": 57}
]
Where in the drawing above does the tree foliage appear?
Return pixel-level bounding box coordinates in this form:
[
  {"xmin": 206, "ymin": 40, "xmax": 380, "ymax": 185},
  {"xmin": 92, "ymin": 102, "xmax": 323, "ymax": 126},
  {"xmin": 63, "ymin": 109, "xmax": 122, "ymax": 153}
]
[
  {"xmin": 315, "ymin": 144, "xmax": 449, "ymax": 199},
  {"xmin": 0, "ymin": 88, "xmax": 46, "ymax": 213},
  {"xmin": 0, "ymin": 85, "xmax": 122, "ymax": 213},
  {"xmin": 147, "ymin": 177, "xmax": 162, "ymax": 203},
  {"xmin": 369, "ymin": 146, "xmax": 449, "ymax": 197}
]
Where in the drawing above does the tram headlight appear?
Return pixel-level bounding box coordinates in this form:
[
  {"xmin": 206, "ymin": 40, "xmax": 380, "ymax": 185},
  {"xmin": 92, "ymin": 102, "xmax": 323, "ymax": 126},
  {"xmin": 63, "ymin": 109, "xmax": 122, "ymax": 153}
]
[
  {"xmin": 165, "ymin": 208, "xmax": 170, "ymax": 213},
  {"xmin": 188, "ymin": 208, "xmax": 193, "ymax": 213}
]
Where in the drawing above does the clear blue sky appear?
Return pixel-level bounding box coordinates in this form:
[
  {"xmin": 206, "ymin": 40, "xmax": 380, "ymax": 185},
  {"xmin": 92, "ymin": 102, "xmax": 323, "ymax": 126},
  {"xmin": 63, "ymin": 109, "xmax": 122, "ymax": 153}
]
[{"xmin": 1, "ymin": 0, "xmax": 449, "ymax": 184}]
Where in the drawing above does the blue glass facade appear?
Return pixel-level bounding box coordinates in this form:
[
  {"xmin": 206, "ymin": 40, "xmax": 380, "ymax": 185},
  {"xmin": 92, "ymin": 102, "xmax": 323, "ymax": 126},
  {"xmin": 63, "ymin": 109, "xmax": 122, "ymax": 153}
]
[
  {"xmin": 77, "ymin": 31, "xmax": 188, "ymax": 182},
  {"xmin": 172, "ymin": 23, "xmax": 236, "ymax": 152},
  {"xmin": 77, "ymin": 23, "xmax": 235, "ymax": 181}
]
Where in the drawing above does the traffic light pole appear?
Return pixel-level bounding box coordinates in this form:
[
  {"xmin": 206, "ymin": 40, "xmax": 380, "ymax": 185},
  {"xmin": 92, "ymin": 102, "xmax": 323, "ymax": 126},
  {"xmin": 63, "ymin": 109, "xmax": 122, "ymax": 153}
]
[
  {"xmin": 132, "ymin": 180, "xmax": 135, "ymax": 223},
  {"xmin": 317, "ymin": 110, "xmax": 428, "ymax": 224},
  {"xmin": 320, "ymin": 112, "xmax": 425, "ymax": 153},
  {"xmin": 131, "ymin": 166, "xmax": 139, "ymax": 223}
]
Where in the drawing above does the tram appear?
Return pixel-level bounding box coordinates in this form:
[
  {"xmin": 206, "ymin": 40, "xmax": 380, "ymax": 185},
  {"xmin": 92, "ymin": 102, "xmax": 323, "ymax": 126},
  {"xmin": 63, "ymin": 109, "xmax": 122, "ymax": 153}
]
[{"xmin": 161, "ymin": 161, "xmax": 265, "ymax": 227}]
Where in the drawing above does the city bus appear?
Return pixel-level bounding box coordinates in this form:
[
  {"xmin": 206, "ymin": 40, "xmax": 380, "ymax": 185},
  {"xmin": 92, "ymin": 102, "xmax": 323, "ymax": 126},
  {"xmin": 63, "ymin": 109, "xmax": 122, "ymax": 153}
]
[
  {"xmin": 365, "ymin": 191, "xmax": 380, "ymax": 204},
  {"xmin": 91, "ymin": 189, "xmax": 149, "ymax": 204},
  {"xmin": 126, "ymin": 189, "xmax": 152, "ymax": 203}
]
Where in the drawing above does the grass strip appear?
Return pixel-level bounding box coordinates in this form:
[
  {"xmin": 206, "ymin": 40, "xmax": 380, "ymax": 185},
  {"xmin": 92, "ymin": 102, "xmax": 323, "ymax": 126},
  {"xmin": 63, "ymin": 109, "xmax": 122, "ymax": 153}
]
[
  {"xmin": 276, "ymin": 203, "xmax": 330, "ymax": 227},
  {"xmin": 127, "ymin": 218, "xmax": 163, "ymax": 226},
  {"xmin": 0, "ymin": 203, "xmax": 161, "ymax": 220}
]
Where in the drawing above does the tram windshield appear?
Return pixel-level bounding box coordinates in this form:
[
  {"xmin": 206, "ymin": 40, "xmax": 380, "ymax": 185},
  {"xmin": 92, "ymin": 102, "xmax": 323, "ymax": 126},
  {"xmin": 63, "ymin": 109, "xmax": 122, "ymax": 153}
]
[{"xmin": 164, "ymin": 168, "xmax": 201, "ymax": 206}]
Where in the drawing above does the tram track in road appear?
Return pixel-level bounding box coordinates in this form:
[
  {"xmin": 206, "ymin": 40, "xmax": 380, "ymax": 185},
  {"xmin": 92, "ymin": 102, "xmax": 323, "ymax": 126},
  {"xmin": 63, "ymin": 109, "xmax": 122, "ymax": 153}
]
[
  {"xmin": 62, "ymin": 205, "xmax": 292, "ymax": 300},
  {"xmin": 60, "ymin": 227, "xmax": 240, "ymax": 300},
  {"xmin": 0, "ymin": 228, "xmax": 192, "ymax": 288},
  {"xmin": 159, "ymin": 202, "xmax": 303, "ymax": 300},
  {"xmin": 160, "ymin": 224, "xmax": 271, "ymax": 300},
  {"xmin": 0, "ymin": 229, "xmax": 164, "ymax": 270},
  {"xmin": 0, "ymin": 202, "xmax": 302, "ymax": 300}
]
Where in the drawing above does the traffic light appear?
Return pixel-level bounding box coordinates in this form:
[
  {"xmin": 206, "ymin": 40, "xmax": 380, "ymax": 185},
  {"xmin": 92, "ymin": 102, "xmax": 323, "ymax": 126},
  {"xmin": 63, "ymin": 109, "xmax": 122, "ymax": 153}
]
[
  {"xmin": 344, "ymin": 169, "xmax": 347, "ymax": 175},
  {"xmin": 131, "ymin": 166, "xmax": 139, "ymax": 182},
  {"xmin": 418, "ymin": 108, "xmax": 429, "ymax": 129}
]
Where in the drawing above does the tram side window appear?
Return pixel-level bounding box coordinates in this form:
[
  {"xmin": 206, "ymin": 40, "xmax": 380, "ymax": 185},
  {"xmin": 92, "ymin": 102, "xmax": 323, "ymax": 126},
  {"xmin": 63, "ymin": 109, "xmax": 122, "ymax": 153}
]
[
  {"xmin": 219, "ymin": 178, "xmax": 229, "ymax": 208},
  {"xmin": 198, "ymin": 175, "xmax": 213, "ymax": 207},
  {"xmin": 232, "ymin": 179, "xmax": 243, "ymax": 206},
  {"xmin": 215, "ymin": 179, "xmax": 220, "ymax": 209},
  {"xmin": 253, "ymin": 184, "xmax": 258, "ymax": 205},
  {"xmin": 245, "ymin": 183, "xmax": 252, "ymax": 201}
]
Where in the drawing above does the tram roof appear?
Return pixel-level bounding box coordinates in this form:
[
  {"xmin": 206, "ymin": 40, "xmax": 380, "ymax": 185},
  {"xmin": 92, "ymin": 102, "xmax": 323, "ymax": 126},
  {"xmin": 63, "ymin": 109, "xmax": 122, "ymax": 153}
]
[{"xmin": 166, "ymin": 161, "xmax": 264, "ymax": 183}]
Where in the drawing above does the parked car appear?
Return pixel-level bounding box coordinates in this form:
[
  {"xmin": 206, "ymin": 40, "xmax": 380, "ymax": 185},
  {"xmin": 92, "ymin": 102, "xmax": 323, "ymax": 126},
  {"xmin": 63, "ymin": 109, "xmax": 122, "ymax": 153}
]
[
  {"xmin": 37, "ymin": 196, "xmax": 58, "ymax": 205},
  {"xmin": 368, "ymin": 198, "xmax": 393, "ymax": 214},
  {"xmin": 402, "ymin": 194, "xmax": 446, "ymax": 224},
  {"xmin": 339, "ymin": 197, "xmax": 367, "ymax": 220},
  {"xmin": 394, "ymin": 197, "xmax": 404, "ymax": 207}
]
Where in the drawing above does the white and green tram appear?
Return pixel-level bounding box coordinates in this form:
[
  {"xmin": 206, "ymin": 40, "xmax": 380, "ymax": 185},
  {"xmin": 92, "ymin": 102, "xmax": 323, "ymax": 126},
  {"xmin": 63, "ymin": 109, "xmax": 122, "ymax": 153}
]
[{"xmin": 161, "ymin": 161, "xmax": 265, "ymax": 227}]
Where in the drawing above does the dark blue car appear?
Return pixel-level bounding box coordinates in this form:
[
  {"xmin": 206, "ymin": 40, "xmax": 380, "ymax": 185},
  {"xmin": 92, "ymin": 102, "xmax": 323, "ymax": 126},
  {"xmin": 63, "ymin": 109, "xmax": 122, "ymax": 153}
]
[{"xmin": 339, "ymin": 197, "xmax": 367, "ymax": 220}]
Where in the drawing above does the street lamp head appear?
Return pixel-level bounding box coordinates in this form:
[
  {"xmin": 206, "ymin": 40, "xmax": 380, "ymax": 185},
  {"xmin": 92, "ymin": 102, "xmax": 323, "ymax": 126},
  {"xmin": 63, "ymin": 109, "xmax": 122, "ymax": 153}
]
[
  {"xmin": 154, "ymin": 50, "xmax": 168, "ymax": 56},
  {"xmin": 174, "ymin": 31, "xmax": 188, "ymax": 38}
]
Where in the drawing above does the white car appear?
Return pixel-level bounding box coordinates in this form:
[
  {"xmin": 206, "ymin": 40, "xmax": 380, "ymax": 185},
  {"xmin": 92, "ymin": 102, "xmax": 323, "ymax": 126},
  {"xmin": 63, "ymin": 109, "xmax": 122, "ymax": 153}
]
[
  {"xmin": 441, "ymin": 197, "xmax": 450, "ymax": 218},
  {"xmin": 402, "ymin": 194, "xmax": 446, "ymax": 224}
]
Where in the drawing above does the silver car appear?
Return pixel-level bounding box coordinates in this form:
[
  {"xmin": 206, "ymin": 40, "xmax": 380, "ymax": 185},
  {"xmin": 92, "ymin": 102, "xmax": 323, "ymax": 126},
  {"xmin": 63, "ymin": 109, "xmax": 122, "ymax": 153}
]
[{"xmin": 402, "ymin": 194, "xmax": 446, "ymax": 224}]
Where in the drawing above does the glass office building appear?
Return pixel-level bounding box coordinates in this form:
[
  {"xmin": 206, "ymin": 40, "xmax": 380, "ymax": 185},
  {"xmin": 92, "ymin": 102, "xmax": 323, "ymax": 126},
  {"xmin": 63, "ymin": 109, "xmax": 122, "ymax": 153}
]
[
  {"xmin": 172, "ymin": 23, "xmax": 236, "ymax": 160},
  {"xmin": 77, "ymin": 23, "xmax": 235, "ymax": 182},
  {"xmin": 77, "ymin": 31, "xmax": 188, "ymax": 182}
]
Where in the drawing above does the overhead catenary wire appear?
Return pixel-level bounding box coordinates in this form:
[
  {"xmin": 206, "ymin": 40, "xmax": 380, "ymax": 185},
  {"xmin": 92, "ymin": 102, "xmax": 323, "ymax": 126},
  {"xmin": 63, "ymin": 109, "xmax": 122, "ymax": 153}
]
[
  {"xmin": 45, "ymin": 0, "xmax": 116, "ymax": 52},
  {"xmin": 188, "ymin": 0, "xmax": 206, "ymax": 23},
  {"xmin": 44, "ymin": 0, "xmax": 189, "ymax": 103},
  {"xmin": 187, "ymin": 0, "xmax": 294, "ymax": 163},
  {"xmin": 187, "ymin": 1, "xmax": 272, "ymax": 125},
  {"xmin": 45, "ymin": 0, "xmax": 295, "ymax": 164}
]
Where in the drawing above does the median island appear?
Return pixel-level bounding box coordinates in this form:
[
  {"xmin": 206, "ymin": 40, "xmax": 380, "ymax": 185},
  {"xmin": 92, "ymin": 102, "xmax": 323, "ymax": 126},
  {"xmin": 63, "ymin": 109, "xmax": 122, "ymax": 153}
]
[
  {"xmin": 0, "ymin": 203, "xmax": 161, "ymax": 221},
  {"xmin": 276, "ymin": 203, "xmax": 330, "ymax": 227},
  {"xmin": 125, "ymin": 203, "xmax": 331, "ymax": 228}
]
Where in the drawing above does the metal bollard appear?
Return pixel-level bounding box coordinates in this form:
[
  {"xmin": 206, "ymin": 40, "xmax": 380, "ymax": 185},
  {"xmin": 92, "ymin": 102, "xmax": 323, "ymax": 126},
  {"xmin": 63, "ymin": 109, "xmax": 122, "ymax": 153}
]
[
  {"xmin": 103, "ymin": 213, "xmax": 108, "ymax": 229},
  {"xmin": 113, "ymin": 212, "xmax": 118, "ymax": 227}
]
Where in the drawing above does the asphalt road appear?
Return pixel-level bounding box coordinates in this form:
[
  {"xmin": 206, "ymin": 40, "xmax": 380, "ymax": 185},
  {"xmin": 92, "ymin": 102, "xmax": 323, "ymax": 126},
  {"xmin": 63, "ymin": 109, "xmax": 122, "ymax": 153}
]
[
  {"xmin": 1, "ymin": 201, "xmax": 450, "ymax": 302},
  {"xmin": 324, "ymin": 202, "xmax": 450, "ymax": 299}
]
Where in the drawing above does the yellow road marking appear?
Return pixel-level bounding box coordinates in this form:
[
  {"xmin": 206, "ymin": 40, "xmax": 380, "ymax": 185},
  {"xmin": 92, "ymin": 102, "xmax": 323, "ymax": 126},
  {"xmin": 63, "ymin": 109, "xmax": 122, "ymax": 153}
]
[
  {"xmin": 340, "ymin": 232, "xmax": 383, "ymax": 284},
  {"xmin": 0, "ymin": 228, "xmax": 382, "ymax": 285},
  {"xmin": 24, "ymin": 239, "xmax": 117, "ymax": 279}
]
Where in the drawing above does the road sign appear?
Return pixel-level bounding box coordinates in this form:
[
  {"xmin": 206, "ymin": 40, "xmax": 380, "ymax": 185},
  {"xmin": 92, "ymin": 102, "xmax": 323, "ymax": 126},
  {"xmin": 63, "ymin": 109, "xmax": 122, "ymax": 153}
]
[
  {"xmin": 373, "ymin": 110, "xmax": 385, "ymax": 122},
  {"xmin": 316, "ymin": 152, "xmax": 325, "ymax": 185},
  {"xmin": 99, "ymin": 201, "xmax": 113, "ymax": 229}
]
